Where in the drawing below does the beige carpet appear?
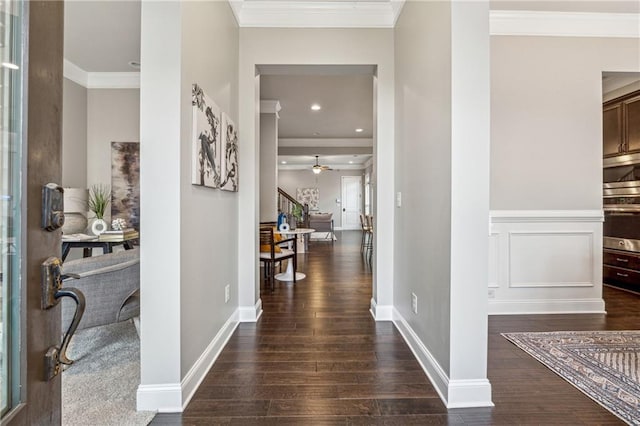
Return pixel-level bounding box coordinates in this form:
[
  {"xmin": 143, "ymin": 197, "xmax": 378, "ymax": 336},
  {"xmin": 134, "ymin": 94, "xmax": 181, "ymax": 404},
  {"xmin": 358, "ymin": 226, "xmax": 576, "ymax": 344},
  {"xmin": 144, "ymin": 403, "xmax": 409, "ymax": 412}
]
[
  {"xmin": 62, "ymin": 321, "xmax": 155, "ymax": 426},
  {"xmin": 504, "ymin": 330, "xmax": 640, "ymax": 425}
]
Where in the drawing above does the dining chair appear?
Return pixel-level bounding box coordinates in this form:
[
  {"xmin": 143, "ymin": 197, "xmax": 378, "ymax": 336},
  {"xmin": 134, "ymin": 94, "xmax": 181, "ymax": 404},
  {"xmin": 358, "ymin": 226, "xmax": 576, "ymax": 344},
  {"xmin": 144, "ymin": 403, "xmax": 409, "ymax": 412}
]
[
  {"xmin": 359, "ymin": 213, "xmax": 371, "ymax": 253},
  {"xmin": 365, "ymin": 215, "xmax": 374, "ymax": 264},
  {"xmin": 259, "ymin": 226, "xmax": 297, "ymax": 291}
]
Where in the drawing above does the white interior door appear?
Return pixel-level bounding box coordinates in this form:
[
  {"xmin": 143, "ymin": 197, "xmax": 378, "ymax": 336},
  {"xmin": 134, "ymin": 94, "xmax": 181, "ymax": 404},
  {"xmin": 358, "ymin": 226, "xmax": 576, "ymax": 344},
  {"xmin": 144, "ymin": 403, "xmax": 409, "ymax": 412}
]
[{"xmin": 341, "ymin": 176, "xmax": 362, "ymax": 230}]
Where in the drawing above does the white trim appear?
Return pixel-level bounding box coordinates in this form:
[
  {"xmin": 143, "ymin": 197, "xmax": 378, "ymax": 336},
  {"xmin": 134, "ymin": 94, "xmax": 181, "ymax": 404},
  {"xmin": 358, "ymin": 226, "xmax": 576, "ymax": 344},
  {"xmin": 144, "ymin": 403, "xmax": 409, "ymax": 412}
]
[
  {"xmin": 260, "ymin": 100, "xmax": 282, "ymax": 118},
  {"xmin": 87, "ymin": 72, "xmax": 140, "ymax": 89},
  {"xmin": 180, "ymin": 310, "xmax": 240, "ymax": 409},
  {"xmin": 490, "ymin": 10, "xmax": 640, "ymax": 38},
  {"xmin": 63, "ymin": 59, "xmax": 89, "ymax": 87},
  {"xmin": 137, "ymin": 384, "xmax": 182, "ymax": 413},
  {"xmin": 507, "ymin": 231, "xmax": 595, "ymax": 288},
  {"xmin": 230, "ymin": 0, "xmax": 400, "ymax": 28},
  {"xmin": 137, "ymin": 310, "xmax": 240, "ymax": 412},
  {"xmin": 447, "ymin": 380, "xmax": 494, "ymax": 408},
  {"xmin": 488, "ymin": 298, "xmax": 606, "ymax": 315},
  {"xmin": 239, "ymin": 299, "xmax": 263, "ymax": 322},
  {"xmin": 279, "ymin": 138, "xmax": 373, "ymax": 148},
  {"xmin": 490, "ymin": 210, "xmax": 603, "ymax": 223},
  {"xmin": 369, "ymin": 298, "xmax": 393, "ymax": 321},
  {"xmin": 392, "ymin": 308, "xmax": 494, "ymax": 408},
  {"xmin": 63, "ymin": 59, "xmax": 140, "ymax": 89}
]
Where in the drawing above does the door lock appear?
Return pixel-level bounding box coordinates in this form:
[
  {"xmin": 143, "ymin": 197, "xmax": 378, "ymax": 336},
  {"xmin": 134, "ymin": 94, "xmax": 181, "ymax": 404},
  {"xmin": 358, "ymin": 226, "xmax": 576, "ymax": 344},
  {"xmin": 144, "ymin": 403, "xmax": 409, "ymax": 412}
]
[{"xmin": 42, "ymin": 257, "xmax": 85, "ymax": 380}]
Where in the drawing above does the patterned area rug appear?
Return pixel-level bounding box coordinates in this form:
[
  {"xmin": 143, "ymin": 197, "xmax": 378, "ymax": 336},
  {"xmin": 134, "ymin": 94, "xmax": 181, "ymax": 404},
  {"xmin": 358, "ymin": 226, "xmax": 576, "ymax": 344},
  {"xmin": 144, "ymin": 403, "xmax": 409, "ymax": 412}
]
[{"xmin": 503, "ymin": 331, "xmax": 640, "ymax": 425}]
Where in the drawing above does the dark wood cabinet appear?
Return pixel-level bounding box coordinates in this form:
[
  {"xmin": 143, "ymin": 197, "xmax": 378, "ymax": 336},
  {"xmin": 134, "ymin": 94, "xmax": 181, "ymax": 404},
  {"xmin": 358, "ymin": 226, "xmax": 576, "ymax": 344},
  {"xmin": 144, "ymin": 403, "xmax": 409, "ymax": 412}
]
[
  {"xmin": 603, "ymin": 248, "xmax": 640, "ymax": 293},
  {"xmin": 604, "ymin": 90, "xmax": 640, "ymax": 157},
  {"xmin": 603, "ymin": 104, "xmax": 623, "ymax": 156}
]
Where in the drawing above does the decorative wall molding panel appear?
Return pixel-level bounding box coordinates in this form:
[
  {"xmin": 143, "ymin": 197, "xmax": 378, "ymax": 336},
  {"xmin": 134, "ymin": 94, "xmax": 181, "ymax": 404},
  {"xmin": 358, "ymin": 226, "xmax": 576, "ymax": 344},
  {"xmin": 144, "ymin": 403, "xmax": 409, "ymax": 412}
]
[{"xmin": 488, "ymin": 210, "xmax": 605, "ymax": 315}]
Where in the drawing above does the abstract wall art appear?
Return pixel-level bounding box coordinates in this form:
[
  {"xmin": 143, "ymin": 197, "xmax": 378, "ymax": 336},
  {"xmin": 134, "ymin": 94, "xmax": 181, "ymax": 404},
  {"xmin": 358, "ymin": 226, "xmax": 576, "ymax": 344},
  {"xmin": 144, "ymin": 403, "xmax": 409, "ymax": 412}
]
[
  {"xmin": 220, "ymin": 112, "xmax": 238, "ymax": 192},
  {"xmin": 111, "ymin": 142, "xmax": 140, "ymax": 230},
  {"xmin": 192, "ymin": 83, "xmax": 221, "ymax": 188},
  {"xmin": 296, "ymin": 188, "xmax": 319, "ymax": 210}
]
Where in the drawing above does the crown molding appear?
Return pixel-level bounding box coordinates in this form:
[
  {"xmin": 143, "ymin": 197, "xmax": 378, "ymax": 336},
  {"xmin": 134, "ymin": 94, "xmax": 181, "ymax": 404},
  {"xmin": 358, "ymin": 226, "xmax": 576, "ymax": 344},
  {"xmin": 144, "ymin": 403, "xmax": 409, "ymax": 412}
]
[
  {"xmin": 63, "ymin": 59, "xmax": 140, "ymax": 89},
  {"xmin": 490, "ymin": 10, "xmax": 640, "ymax": 38},
  {"xmin": 260, "ymin": 100, "xmax": 282, "ymax": 117},
  {"xmin": 229, "ymin": 0, "xmax": 404, "ymax": 28}
]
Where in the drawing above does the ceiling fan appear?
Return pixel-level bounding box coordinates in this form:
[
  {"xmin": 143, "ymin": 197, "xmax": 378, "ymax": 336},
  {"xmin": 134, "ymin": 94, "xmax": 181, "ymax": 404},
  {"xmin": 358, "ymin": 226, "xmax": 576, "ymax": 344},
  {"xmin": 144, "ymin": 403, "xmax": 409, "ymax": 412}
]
[{"xmin": 312, "ymin": 155, "xmax": 332, "ymax": 174}]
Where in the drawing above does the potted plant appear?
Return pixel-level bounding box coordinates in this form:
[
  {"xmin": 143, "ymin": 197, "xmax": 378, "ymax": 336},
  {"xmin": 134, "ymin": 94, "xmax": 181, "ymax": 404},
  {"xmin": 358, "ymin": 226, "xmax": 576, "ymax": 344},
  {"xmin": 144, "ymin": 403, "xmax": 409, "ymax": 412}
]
[
  {"xmin": 291, "ymin": 204, "xmax": 303, "ymax": 229},
  {"xmin": 88, "ymin": 184, "xmax": 111, "ymax": 235}
]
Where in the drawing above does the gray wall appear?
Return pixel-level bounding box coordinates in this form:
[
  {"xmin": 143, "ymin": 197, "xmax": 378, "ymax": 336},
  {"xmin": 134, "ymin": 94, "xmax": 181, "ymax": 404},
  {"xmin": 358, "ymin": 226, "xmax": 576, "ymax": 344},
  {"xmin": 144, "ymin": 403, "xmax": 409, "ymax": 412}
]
[
  {"xmin": 62, "ymin": 78, "xmax": 87, "ymax": 188},
  {"xmin": 260, "ymin": 113, "xmax": 278, "ymax": 222},
  {"xmin": 278, "ymin": 169, "xmax": 363, "ymax": 229},
  {"xmin": 491, "ymin": 36, "xmax": 640, "ymax": 210},
  {"xmin": 179, "ymin": 0, "xmax": 239, "ymax": 378},
  {"xmin": 87, "ymin": 88, "xmax": 140, "ymax": 223},
  {"xmin": 394, "ymin": 0, "xmax": 452, "ymax": 374}
]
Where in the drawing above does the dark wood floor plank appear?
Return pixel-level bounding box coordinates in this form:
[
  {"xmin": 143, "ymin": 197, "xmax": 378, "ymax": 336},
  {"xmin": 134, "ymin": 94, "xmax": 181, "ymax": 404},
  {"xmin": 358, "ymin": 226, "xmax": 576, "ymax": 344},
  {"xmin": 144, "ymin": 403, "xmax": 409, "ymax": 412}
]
[{"xmin": 152, "ymin": 231, "xmax": 639, "ymax": 425}]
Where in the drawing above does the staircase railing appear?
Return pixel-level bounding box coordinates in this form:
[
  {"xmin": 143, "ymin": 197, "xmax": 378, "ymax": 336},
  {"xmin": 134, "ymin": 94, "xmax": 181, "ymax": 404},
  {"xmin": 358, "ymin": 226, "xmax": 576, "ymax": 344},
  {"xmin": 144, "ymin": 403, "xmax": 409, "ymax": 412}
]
[{"xmin": 277, "ymin": 187, "xmax": 308, "ymax": 227}]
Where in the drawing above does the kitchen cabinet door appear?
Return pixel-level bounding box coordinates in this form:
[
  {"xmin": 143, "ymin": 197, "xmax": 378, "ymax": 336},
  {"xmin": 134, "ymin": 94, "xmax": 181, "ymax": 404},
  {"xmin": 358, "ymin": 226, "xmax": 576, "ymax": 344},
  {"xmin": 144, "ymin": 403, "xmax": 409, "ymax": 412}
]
[
  {"xmin": 603, "ymin": 103, "xmax": 623, "ymax": 157},
  {"xmin": 624, "ymin": 94, "xmax": 640, "ymax": 154}
]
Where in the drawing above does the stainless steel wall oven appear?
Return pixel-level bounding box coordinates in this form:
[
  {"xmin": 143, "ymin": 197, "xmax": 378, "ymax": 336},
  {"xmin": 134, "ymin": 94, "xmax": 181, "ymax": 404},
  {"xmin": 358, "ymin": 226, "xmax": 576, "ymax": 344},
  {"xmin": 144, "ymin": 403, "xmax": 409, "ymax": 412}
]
[{"xmin": 603, "ymin": 155, "xmax": 640, "ymax": 292}]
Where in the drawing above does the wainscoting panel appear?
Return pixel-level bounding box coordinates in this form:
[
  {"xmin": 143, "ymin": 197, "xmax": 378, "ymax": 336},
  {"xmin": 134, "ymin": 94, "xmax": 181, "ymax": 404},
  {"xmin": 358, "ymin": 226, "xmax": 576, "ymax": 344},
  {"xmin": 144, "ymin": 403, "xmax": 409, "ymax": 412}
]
[
  {"xmin": 489, "ymin": 210, "xmax": 605, "ymax": 315},
  {"xmin": 509, "ymin": 231, "xmax": 594, "ymax": 288}
]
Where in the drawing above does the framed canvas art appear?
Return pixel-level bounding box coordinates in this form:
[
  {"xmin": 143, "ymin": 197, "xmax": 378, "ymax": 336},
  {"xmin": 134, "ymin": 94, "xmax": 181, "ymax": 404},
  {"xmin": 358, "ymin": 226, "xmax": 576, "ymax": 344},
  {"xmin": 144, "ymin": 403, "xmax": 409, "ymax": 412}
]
[
  {"xmin": 192, "ymin": 83, "xmax": 221, "ymax": 188},
  {"xmin": 111, "ymin": 142, "xmax": 140, "ymax": 230},
  {"xmin": 220, "ymin": 112, "xmax": 239, "ymax": 192}
]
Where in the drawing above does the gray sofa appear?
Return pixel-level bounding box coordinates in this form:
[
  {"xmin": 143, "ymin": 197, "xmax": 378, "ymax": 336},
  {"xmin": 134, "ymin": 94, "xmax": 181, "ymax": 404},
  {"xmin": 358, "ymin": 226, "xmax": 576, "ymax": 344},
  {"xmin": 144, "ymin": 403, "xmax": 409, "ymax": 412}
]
[{"xmin": 62, "ymin": 247, "xmax": 140, "ymax": 331}]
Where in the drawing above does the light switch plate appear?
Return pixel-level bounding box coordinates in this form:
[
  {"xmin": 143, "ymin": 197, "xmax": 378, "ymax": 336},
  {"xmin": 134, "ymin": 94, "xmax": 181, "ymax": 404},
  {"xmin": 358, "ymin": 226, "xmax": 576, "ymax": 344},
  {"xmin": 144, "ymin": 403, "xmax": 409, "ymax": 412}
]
[{"xmin": 396, "ymin": 192, "xmax": 402, "ymax": 208}]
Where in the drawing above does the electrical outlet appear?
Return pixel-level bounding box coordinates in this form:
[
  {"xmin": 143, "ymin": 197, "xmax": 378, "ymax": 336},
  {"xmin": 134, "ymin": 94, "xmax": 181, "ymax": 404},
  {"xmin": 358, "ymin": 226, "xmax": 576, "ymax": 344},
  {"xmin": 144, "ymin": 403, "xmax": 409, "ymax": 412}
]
[
  {"xmin": 488, "ymin": 288, "xmax": 496, "ymax": 299},
  {"xmin": 225, "ymin": 285, "xmax": 230, "ymax": 303},
  {"xmin": 411, "ymin": 292, "xmax": 418, "ymax": 314},
  {"xmin": 396, "ymin": 192, "xmax": 402, "ymax": 208}
]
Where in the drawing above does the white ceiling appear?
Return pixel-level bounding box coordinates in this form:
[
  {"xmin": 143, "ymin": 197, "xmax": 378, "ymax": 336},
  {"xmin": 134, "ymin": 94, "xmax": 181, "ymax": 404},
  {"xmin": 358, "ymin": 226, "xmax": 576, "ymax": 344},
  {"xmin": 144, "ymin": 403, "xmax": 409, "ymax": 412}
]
[
  {"xmin": 64, "ymin": 0, "xmax": 141, "ymax": 72},
  {"xmin": 261, "ymin": 74, "xmax": 374, "ymax": 139}
]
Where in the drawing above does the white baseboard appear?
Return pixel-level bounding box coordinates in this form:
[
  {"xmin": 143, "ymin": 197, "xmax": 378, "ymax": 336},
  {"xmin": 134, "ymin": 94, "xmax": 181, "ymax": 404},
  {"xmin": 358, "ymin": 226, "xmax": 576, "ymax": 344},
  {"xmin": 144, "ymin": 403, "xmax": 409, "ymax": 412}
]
[
  {"xmin": 488, "ymin": 298, "xmax": 606, "ymax": 315},
  {"xmin": 137, "ymin": 384, "xmax": 182, "ymax": 412},
  {"xmin": 137, "ymin": 309, "xmax": 240, "ymax": 412},
  {"xmin": 239, "ymin": 299, "xmax": 263, "ymax": 322},
  {"xmin": 180, "ymin": 309, "xmax": 240, "ymax": 409},
  {"xmin": 447, "ymin": 379, "xmax": 494, "ymax": 408},
  {"xmin": 369, "ymin": 298, "xmax": 393, "ymax": 321},
  {"xmin": 392, "ymin": 308, "xmax": 494, "ymax": 408}
]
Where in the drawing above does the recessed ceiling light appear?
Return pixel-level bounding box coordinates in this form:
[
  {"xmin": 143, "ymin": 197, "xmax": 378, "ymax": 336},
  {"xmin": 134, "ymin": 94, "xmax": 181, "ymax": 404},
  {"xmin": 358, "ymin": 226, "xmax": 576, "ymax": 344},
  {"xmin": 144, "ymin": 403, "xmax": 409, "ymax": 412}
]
[
  {"xmin": 349, "ymin": 161, "xmax": 354, "ymax": 164},
  {"xmin": 2, "ymin": 62, "xmax": 18, "ymax": 70},
  {"xmin": 355, "ymin": 128, "xmax": 364, "ymax": 133},
  {"xmin": 311, "ymin": 104, "xmax": 321, "ymax": 111},
  {"xmin": 281, "ymin": 161, "xmax": 287, "ymax": 164},
  {"xmin": 128, "ymin": 60, "xmax": 141, "ymax": 69}
]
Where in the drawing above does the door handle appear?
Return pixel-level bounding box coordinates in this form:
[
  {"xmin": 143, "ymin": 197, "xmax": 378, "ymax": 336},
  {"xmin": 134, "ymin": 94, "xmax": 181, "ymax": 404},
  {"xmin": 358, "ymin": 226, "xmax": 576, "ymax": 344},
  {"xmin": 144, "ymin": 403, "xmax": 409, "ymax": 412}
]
[{"xmin": 42, "ymin": 257, "xmax": 85, "ymax": 380}]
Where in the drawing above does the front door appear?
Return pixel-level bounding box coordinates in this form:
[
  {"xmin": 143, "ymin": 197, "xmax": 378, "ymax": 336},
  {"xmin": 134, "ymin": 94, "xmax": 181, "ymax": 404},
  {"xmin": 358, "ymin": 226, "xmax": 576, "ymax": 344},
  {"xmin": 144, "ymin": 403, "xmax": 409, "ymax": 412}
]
[
  {"xmin": 341, "ymin": 176, "xmax": 362, "ymax": 230},
  {"xmin": 2, "ymin": 1, "xmax": 64, "ymax": 424}
]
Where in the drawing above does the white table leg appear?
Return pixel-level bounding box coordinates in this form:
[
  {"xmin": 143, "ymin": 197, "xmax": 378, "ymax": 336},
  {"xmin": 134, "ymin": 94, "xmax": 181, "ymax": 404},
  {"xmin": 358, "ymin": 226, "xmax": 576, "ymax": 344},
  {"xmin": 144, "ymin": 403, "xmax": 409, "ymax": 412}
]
[{"xmin": 275, "ymin": 258, "xmax": 305, "ymax": 281}]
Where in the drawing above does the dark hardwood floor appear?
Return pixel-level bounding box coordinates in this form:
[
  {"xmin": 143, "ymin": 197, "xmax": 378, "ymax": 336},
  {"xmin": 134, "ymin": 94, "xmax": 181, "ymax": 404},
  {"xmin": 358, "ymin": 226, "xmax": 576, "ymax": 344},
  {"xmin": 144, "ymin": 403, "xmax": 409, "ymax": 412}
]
[{"xmin": 152, "ymin": 231, "xmax": 639, "ymax": 425}]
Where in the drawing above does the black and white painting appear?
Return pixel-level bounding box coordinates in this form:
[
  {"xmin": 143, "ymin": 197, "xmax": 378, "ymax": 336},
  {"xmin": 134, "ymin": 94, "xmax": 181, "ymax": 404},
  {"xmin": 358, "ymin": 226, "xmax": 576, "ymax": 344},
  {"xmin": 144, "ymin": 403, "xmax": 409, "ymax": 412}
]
[
  {"xmin": 192, "ymin": 83, "xmax": 221, "ymax": 188},
  {"xmin": 111, "ymin": 142, "xmax": 140, "ymax": 231},
  {"xmin": 220, "ymin": 112, "xmax": 239, "ymax": 192}
]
